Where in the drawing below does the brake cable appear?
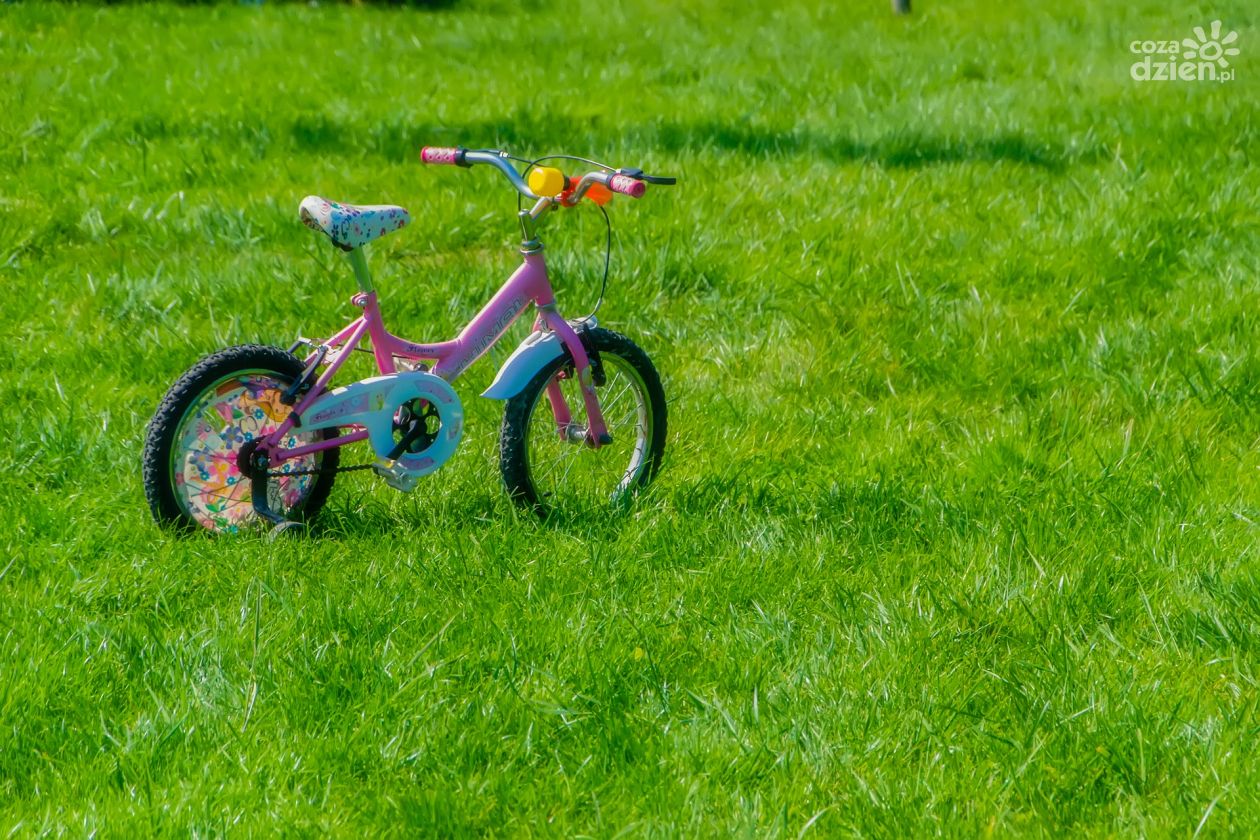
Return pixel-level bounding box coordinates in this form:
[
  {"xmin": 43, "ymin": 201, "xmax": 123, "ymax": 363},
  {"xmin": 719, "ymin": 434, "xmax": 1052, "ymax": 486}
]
[{"xmin": 515, "ymin": 153, "xmax": 616, "ymax": 324}]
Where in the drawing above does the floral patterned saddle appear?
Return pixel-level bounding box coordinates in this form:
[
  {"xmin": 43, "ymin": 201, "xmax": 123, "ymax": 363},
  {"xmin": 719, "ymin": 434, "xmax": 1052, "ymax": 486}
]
[{"xmin": 298, "ymin": 196, "xmax": 410, "ymax": 251}]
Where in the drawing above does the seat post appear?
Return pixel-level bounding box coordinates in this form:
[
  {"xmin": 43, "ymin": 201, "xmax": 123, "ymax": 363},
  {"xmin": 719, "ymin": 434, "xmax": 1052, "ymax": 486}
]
[{"xmin": 344, "ymin": 248, "xmax": 375, "ymax": 294}]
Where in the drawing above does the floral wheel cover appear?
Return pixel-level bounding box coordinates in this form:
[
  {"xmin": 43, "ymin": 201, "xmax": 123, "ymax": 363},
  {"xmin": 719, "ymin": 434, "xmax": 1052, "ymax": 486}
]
[{"xmin": 172, "ymin": 373, "xmax": 325, "ymax": 533}]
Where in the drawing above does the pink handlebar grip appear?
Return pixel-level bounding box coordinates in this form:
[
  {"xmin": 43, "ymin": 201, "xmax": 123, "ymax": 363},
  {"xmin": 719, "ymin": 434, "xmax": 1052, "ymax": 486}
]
[
  {"xmin": 421, "ymin": 146, "xmax": 461, "ymax": 165},
  {"xmin": 609, "ymin": 174, "xmax": 646, "ymax": 198}
]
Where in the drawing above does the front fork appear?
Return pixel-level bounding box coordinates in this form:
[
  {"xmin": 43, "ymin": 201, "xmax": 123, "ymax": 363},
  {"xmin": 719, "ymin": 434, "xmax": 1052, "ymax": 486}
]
[{"xmin": 536, "ymin": 307, "xmax": 611, "ymax": 447}]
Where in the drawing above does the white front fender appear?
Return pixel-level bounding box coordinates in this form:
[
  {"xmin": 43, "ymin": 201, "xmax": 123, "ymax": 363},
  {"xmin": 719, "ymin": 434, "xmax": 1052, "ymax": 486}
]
[{"xmin": 482, "ymin": 318, "xmax": 596, "ymax": 400}]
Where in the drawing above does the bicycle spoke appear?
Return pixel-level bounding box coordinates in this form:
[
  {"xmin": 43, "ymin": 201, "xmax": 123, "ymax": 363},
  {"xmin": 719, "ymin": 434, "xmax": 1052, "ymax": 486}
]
[
  {"xmin": 556, "ymin": 445, "xmax": 586, "ymax": 488},
  {"xmin": 537, "ymin": 442, "xmax": 579, "ymax": 488},
  {"xmin": 525, "ymin": 351, "xmax": 652, "ymax": 509},
  {"xmin": 193, "ymin": 485, "xmax": 251, "ymax": 505},
  {"xmin": 598, "ymin": 380, "xmax": 635, "ymax": 418}
]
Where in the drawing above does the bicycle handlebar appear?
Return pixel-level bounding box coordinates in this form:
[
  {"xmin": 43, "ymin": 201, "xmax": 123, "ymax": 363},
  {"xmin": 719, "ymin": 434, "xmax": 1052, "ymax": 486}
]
[
  {"xmin": 420, "ymin": 145, "xmax": 673, "ymax": 204},
  {"xmin": 421, "ymin": 146, "xmax": 541, "ymax": 198}
]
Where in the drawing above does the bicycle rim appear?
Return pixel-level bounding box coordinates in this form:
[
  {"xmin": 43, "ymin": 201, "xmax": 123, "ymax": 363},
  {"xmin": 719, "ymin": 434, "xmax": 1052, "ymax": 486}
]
[{"xmin": 169, "ymin": 371, "xmax": 326, "ymax": 533}]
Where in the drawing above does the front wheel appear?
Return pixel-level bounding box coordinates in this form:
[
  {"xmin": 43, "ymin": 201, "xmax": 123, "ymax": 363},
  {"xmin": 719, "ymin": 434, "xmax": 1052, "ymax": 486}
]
[{"xmin": 499, "ymin": 327, "xmax": 667, "ymax": 515}]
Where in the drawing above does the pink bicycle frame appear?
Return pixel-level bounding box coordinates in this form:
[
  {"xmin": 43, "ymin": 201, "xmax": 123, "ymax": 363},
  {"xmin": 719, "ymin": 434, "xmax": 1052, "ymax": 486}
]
[{"xmin": 261, "ymin": 251, "xmax": 609, "ymax": 463}]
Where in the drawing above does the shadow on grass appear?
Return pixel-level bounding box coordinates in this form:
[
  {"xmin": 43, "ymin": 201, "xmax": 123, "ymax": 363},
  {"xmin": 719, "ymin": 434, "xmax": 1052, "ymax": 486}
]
[
  {"xmin": 125, "ymin": 111, "xmax": 1100, "ymax": 172},
  {"xmin": 306, "ymin": 484, "xmax": 669, "ymax": 544},
  {"xmin": 652, "ymin": 121, "xmax": 1098, "ymax": 170},
  {"xmin": 328, "ymin": 115, "xmax": 1093, "ymax": 170}
]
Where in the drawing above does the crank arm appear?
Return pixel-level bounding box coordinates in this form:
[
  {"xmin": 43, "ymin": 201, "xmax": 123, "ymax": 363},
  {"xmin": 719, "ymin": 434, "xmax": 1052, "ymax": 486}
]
[{"xmin": 386, "ymin": 402, "xmax": 433, "ymax": 461}]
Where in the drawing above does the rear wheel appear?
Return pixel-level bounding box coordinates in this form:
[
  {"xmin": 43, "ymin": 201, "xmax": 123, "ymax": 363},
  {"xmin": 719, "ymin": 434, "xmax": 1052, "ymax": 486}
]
[
  {"xmin": 142, "ymin": 345, "xmax": 339, "ymax": 533},
  {"xmin": 499, "ymin": 328, "xmax": 667, "ymax": 515}
]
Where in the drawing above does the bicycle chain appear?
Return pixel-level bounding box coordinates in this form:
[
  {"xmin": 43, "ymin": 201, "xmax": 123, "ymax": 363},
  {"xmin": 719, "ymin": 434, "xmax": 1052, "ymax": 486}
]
[{"xmin": 267, "ymin": 463, "xmax": 376, "ymax": 478}]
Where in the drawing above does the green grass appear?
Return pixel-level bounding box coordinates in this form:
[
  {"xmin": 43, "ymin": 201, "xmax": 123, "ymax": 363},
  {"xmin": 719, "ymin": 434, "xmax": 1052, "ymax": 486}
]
[{"xmin": 3, "ymin": 0, "xmax": 1260, "ymax": 834}]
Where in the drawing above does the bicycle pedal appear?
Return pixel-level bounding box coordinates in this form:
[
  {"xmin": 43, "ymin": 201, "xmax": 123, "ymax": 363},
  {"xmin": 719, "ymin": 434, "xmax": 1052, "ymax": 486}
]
[{"xmin": 373, "ymin": 458, "xmax": 420, "ymax": 493}]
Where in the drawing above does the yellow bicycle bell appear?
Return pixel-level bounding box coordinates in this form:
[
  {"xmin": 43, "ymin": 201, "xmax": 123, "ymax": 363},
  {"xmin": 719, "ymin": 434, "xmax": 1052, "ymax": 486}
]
[{"xmin": 527, "ymin": 166, "xmax": 567, "ymax": 197}]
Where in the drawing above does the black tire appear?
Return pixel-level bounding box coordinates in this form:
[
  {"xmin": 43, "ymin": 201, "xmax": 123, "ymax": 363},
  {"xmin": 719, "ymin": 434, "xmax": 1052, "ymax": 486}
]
[
  {"xmin": 142, "ymin": 344, "xmax": 339, "ymax": 533},
  {"xmin": 500, "ymin": 327, "xmax": 667, "ymax": 515}
]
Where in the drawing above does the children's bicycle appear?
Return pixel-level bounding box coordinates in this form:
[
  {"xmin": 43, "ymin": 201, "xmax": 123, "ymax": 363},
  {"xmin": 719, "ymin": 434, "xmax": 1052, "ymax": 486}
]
[{"xmin": 142, "ymin": 146, "xmax": 674, "ymax": 534}]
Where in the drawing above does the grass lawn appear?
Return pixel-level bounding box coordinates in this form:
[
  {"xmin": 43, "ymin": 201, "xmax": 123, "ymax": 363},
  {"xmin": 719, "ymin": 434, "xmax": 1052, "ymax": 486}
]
[{"xmin": 3, "ymin": 0, "xmax": 1259, "ymax": 834}]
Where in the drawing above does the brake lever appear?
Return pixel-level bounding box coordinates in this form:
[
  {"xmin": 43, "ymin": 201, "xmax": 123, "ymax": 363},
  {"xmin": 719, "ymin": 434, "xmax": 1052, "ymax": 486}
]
[{"xmin": 615, "ymin": 167, "xmax": 677, "ymax": 186}]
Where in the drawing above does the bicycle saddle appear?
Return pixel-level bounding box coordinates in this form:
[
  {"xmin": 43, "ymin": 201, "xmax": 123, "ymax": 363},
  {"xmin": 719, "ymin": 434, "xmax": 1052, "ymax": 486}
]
[{"xmin": 299, "ymin": 196, "xmax": 410, "ymax": 250}]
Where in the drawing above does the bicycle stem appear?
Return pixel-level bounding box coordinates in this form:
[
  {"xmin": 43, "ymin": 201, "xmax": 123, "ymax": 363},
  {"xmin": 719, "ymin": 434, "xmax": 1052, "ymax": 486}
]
[{"xmin": 518, "ymin": 196, "xmax": 552, "ymax": 253}]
